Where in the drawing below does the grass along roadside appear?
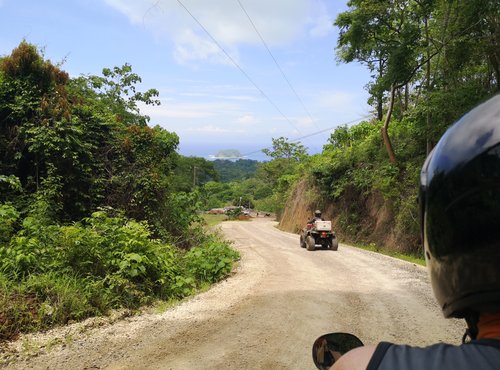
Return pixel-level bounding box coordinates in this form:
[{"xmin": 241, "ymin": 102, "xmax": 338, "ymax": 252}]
[
  {"xmin": 353, "ymin": 242, "xmax": 426, "ymax": 266},
  {"xmin": 202, "ymin": 214, "xmax": 227, "ymax": 228},
  {"xmin": 0, "ymin": 276, "xmax": 230, "ymax": 365}
]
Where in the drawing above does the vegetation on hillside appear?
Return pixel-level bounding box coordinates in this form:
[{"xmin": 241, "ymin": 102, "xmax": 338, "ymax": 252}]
[
  {"xmin": 202, "ymin": 0, "xmax": 499, "ymax": 256},
  {"xmin": 212, "ymin": 159, "xmax": 259, "ymax": 183},
  {"xmin": 314, "ymin": 0, "xmax": 498, "ymax": 253},
  {"xmin": 0, "ymin": 42, "xmax": 238, "ymax": 341},
  {"xmin": 279, "ymin": 0, "xmax": 497, "ymax": 255},
  {"xmin": 198, "ymin": 137, "xmax": 305, "ymax": 213}
]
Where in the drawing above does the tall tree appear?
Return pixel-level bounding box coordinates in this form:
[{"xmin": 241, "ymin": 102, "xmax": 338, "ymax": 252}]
[
  {"xmin": 262, "ymin": 137, "xmax": 307, "ymax": 161},
  {"xmin": 335, "ymin": 0, "xmax": 434, "ymax": 163}
]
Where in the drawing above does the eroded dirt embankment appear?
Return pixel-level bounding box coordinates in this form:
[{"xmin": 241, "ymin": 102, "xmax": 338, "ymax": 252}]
[{"xmin": 278, "ymin": 178, "xmax": 408, "ymax": 252}]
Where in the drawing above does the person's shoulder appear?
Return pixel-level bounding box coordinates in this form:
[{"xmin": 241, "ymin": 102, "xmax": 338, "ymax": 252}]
[
  {"xmin": 372, "ymin": 341, "xmax": 500, "ymax": 370},
  {"xmin": 333, "ymin": 340, "xmax": 500, "ymax": 370},
  {"xmin": 332, "ymin": 345, "xmax": 377, "ymax": 370}
]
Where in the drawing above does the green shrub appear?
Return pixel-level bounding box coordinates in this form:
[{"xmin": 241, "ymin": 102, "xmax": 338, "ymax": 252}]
[
  {"xmin": 0, "ymin": 204, "xmax": 19, "ymax": 245},
  {"xmin": 184, "ymin": 240, "xmax": 240, "ymax": 284},
  {"xmin": 0, "ymin": 211, "xmax": 240, "ymax": 340},
  {"xmin": 225, "ymin": 207, "xmax": 242, "ymax": 220}
]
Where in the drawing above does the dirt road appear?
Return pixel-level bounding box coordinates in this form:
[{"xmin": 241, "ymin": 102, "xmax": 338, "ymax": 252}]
[{"xmin": 2, "ymin": 218, "xmax": 464, "ymax": 369}]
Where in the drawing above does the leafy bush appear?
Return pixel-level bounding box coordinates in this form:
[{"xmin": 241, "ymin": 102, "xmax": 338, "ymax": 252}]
[
  {"xmin": 0, "ymin": 211, "xmax": 239, "ymax": 340},
  {"xmin": 184, "ymin": 239, "xmax": 240, "ymax": 284},
  {"xmin": 225, "ymin": 207, "xmax": 242, "ymax": 220},
  {"xmin": 1, "ymin": 212, "xmax": 180, "ymax": 290},
  {"xmin": 0, "ymin": 204, "xmax": 19, "ymax": 245}
]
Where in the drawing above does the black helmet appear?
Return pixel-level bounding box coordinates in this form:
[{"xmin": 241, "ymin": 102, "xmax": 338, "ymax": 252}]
[
  {"xmin": 314, "ymin": 210, "xmax": 322, "ymax": 217},
  {"xmin": 420, "ymin": 94, "xmax": 500, "ymax": 318}
]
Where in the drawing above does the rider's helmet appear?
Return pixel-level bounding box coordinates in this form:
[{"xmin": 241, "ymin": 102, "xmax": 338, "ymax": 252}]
[
  {"xmin": 314, "ymin": 210, "xmax": 322, "ymax": 218},
  {"xmin": 419, "ymin": 94, "xmax": 500, "ymax": 318}
]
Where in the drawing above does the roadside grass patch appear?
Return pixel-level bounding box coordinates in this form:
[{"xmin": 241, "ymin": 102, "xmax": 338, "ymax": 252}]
[
  {"xmin": 148, "ymin": 298, "xmax": 180, "ymax": 314},
  {"xmin": 149, "ymin": 281, "xmax": 215, "ymax": 315},
  {"xmin": 354, "ymin": 242, "xmax": 425, "ymax": 266},
  {"xmin": 201, "ymin": 214, "xmax": 227, "ymax": 228}
]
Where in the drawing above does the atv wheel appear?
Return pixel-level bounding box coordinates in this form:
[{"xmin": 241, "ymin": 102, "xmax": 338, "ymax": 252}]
[
  {"xmin": 330, "ymin": 237, "xmax": 339, "ymax": 251},
  {"xmin": 306, "ymin": 236, "xmax": 316, "ymax": 251},
  {"xmin": 300, "ymin": 234, "xmax": 306, "ymax": 248}
]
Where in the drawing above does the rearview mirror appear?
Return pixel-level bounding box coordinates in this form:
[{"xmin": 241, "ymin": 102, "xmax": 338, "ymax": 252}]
[{"xmin": 312, "ymin": 333, "xmax": 363, "ymax": 370}]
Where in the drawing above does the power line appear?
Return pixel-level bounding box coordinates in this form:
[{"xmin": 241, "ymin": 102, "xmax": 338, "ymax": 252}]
[
  {"xmin": 174, "ymin": 2, "xmax": 371, "ymax": 160},
  {"xmin": 176, "ymin": 0, "xmax": 302, "ymax": 134},
  {"xmin": 240, "ymin": 115, "xmax": 372, "ymax": 158},
  {"xmin": 236, "ymin": 0, "xmax": 320, "ymax": 131}
]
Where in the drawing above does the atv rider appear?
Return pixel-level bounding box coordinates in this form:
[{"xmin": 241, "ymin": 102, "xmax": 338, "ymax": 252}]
[
  {"xmin": 309, "ymin": 210, "xmax": 324, "ymax": 224},
  {"xmin": 332, "ymin": 95, "xmax": 500, "ymax": 370}
]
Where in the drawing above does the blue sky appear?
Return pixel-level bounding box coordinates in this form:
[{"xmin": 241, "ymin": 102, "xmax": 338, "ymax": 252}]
[{"xmin": 0, "ymin": 0, "xmax": 371, "ymax": 160}]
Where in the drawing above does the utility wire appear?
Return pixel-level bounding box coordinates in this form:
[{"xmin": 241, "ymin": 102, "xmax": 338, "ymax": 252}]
[
  {"xmin": 240, "ymin": 115, "xmax": 372, "ymax": 158},
  {"xmin": 236, "ymin": 0, "xmax": 320, "ymax": 131},
  {"xmin": 176, "ymin": 0, "xmax": 302, "ymax": 134}
]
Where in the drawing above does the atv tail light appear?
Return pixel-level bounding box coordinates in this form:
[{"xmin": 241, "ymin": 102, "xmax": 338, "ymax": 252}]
[{"xmin": 321, "ymin": 232, "xmax": 327, "ymax": 237}]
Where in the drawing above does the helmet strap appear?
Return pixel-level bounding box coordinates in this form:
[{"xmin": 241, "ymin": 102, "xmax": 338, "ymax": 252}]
[{"xmin": 462, "ymin": 312, "xmax": 479, "ymax": 343}]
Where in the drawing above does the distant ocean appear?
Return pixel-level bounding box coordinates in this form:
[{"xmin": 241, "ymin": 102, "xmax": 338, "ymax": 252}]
[
  {"xmin": 178, "ymin": 142, "xmax": 268, "ymax": 161},
  {"xmin": 178, "ymin": 142, "xmax": 323, "ymax": 161}
]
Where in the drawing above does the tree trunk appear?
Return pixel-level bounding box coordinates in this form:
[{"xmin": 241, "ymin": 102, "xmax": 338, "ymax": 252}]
[
  {"xmin": 404, "ymin": 84, "xmax": 409, "ymax": 112},
  {"xmin": 377, "ymin": 59, "xmax": 384, "ymax": 121},
  {"xmin": 381, "ymin": 85, "xmax": 397, "ymax": 164},
  {"xmin": 377, "ymin": 98, "xmax": 383, "ymax": 121},
  {"xmin": 398, "ymin": 88, "xmax": 403, "ymax": 114}
]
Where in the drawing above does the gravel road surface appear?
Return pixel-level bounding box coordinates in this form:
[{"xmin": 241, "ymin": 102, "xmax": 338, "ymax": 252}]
[{"xmin": 1, "ymin": 218, "xmax": 464, "ymax": 369}]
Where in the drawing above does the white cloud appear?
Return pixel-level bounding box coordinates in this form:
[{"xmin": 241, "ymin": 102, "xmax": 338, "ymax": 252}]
[
  {"xmin": 316, "ymin": 91, "xmax": 358, "ymax": 111},
  {"xmin": 104, "ymin": 0, "xmax": 332, "ymax": 64},
  {"xmin": 237, "ymin": 114, "xmax": 258, "ymax": 125},
  {"xmin": 266, "ymin": 125, "xmax": 300, "ymax": 137},
  {"xmin": 138, "ymin": 100, "xmax": 241, "ymax": 119},
  {"xmin": 180, "ymin": 92, "xmax": 257, "ymax": 102},
  {"xmin": 185, "ymin": 125, "xmax": 246, "ymax": 134},
  {"xmin": 308, "ymin": 1, "xmax": 333, "ymax": 38},
  {"xmin": 173, "ymin": 28, "xmax": 236, "ymax": 65},
  {"xmin": 312, "ymin": 90, "xmax": 371, "ymax": 124},
  {"xmin": 309, "ymin": 14, "xmax": 333, "ymax": 38},
  {"xmin": 296, "ymin": 116, "xmax": 315, "ymax": 128}
]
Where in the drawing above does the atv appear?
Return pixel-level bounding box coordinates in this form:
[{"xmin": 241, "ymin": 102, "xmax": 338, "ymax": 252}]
[{"xmin": 300, "ymin": 220, "xmax": 339, "ymax": 251}]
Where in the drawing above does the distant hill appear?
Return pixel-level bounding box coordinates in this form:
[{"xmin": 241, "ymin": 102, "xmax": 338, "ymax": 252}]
[
  {"xmin": 213, "ymin": 159, "xmax": 259, "ymax": 183},
  {"xmin": 211, "ymin": 149, "xmax": 242, "ymax": 159}
]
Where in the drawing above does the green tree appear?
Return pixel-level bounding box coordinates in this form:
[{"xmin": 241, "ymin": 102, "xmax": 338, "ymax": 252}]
[
  {"xmin": 336, "ymin": 0, "xmax": 498, "ymax": 163},
  {"xmin": 0, "ymin": 41, "xmax": 200, "ymax": 241},
  {"xmin": 81, "ymin": 63, "xmax": 160, "ymax": 126},
  {"xmin": 0, "ymin": 41, "xmax": 101, "ymax": 219},
  {"xmin": 171, "ymin": 156, "xmax": 218, "ymax": 192},
  {"xmin": 335, "ymin": 0, "xmax": 434, "ymax": 163},
  {"xmin": 257, "ymin": 137, "xmax": 308, "ymax": 215},
  {"xmin": 212, "ymin": 159, "xmax": 259, "ymax": 183},
  {"xmin": 262, "ymin": 137, "xmax": 307, "ymax": 161}
]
